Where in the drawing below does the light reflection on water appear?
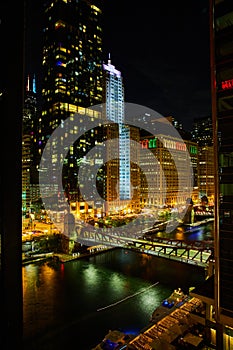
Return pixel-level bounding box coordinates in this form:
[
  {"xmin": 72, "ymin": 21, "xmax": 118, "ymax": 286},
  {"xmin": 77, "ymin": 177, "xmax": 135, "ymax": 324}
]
[
  {"xmin": 154, "ymin": 222, "xmax": 213, "ymax": 241},
  {"xmin": 22, "ymin": 248, "xmax": 206, "ymax": 350}
]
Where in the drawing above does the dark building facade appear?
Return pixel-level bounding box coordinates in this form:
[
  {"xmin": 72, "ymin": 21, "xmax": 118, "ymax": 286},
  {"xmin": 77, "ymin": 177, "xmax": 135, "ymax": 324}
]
[
  {"xmin": 190, "ymin": 1, "xmax": 233, "ymax": 349},
  {"xmin": 193, "ymin": 1, "xmax": 233, "ymax": 349},
  {"xmin": 213, "ymin": 0, "xmax": 233, "ymax": 327},
  {"xmin": 191, "ymin": 115, "xmax": 213, "ymax": 147},
  {"xmin": 191, "ymin": 116, "xmax": 215, "ymax": 203}
]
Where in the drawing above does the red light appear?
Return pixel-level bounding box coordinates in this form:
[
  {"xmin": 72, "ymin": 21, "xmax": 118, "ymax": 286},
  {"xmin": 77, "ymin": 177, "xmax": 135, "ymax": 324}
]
[{"xmin": 221, "ymin": 78, "xmax": 233, "ymax": 90}]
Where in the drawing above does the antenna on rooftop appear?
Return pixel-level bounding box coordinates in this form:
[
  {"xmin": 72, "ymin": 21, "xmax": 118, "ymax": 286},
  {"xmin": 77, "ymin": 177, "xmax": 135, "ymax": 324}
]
[{"xmin": 108, "ymin": 52, "xmax": 111, "ymax": 65}]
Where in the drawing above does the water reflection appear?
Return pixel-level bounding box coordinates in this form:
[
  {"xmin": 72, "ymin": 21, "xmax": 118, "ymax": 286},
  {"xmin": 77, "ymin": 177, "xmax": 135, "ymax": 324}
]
[
  {"xmin": 22, "ymin": 248, "xmax": 206, "ymax": 350},
  {"xmin": 152, "ymin": 222, "xmax": 213, "ymax": 241}
]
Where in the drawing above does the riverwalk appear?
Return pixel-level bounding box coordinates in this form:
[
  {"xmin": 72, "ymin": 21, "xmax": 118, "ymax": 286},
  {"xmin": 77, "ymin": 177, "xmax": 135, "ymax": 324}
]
[{"xmin": 22, "ymin": 246, "xmax": 115, "ymax": 265}]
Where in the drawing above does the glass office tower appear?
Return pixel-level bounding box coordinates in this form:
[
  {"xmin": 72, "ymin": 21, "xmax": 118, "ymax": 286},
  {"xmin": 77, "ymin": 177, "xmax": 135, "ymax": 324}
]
[
  {"xmin": 41, "ymin": 0, "xmax": 103, "ymax": 128},
  {"xmin": 40, "ymin": 0, "xmax": 104, "ymax": 201},
  {"xmin": 22, "ymin": 75, "xmax": 40, "ymax": 215},
  {"xmin": 103, "ymin": 57, "xmax": 131, "ymax": 203}
]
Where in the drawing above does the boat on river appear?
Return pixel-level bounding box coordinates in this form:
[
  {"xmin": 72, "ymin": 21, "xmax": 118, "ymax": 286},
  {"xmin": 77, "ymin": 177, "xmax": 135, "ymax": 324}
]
[
  {"xmin": 150, "ymin": 288, "xmax": 188, "ymax": 323},
  {"xmin": 93, "ymin": 288, "xmax": 189, "ymax": 349},
  {"xmin": 92, "ymin": 329, "xmax": 135, "ymax": 350}
]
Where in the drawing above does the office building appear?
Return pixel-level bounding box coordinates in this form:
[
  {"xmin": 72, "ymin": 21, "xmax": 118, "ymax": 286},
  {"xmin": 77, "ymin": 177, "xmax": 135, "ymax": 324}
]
[
  {"xmin": 198, "ymin": 145, "xmax": 215, "ymax": 203},
  {"xmin": 139, "ymin": 133, "xmax": 197, "ymax": 211},
  {"xmin": 40, "ymin": 0, "xmax": 104, "ymax": 202},
  {"xmin": 22, "ymin": 75, "xmax": 40, "ymax": 215},
  {"xmin": 191, "ymin": 116, "xmax": 215, "ymax": 203},
  {"xmin": 102, "ymin": 57, "xmax": 130, "ymax": 207},
  {"xmin": 191, "ymin": 115, "xmax": 213, "ymax": 147},
  {"xmin": 41, "ymin": 0, "xmax": 103, "ymax": 130},
  {"xmin": 102, "ymin": 58, "xmax": 140, "ymax": 215}
]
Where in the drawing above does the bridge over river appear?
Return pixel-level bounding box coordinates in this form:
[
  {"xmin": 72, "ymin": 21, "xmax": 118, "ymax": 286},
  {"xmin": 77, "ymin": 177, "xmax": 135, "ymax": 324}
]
[{"xmin": 74, "ymin": 224, "xmax": 214, "ymax": 268}]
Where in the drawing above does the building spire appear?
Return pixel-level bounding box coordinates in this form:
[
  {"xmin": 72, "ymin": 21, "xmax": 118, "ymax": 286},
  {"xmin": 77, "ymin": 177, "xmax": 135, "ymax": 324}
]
[
  {"xmin": 26, "ymin": 74, "xmax": 30, "ymax": 92},
  {"xmin": 33, "ymin": 74, "xmax": 36, "ymax": 94},
  {"xmin": 108, "ymin": 52, "xmax": 111, "ymax": 65}
]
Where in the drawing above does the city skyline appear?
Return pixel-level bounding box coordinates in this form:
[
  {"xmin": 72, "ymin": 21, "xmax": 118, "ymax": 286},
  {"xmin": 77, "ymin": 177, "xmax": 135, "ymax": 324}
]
[
  {"xmin": 22, "ymin": 0, "xmax": 215, "ymax": 226},
  {"xmin": 4, "ymin": 1, "xmax": 233, "ymax": 348},
  {"xmin": 25, "ymin": 0, "xmax": 211, "ymax": 131}
]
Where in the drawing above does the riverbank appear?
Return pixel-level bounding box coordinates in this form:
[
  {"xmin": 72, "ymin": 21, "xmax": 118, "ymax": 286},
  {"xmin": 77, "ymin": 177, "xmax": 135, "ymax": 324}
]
[
  {"xmin": 22, "ymin": 246, "xmax": 116, "ymax": 265},
  {"xmin": 53, "ymin": 247, "xmax": 115, "ymax": 262}
]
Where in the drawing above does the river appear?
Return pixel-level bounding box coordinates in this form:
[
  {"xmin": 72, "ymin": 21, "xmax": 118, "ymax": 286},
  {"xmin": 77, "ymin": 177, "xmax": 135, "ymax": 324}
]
[
  {"xmin": 148, "ymin": 220, "xmax": 214, "ymax": 241},
  {"xmin": 22, "ymin": 246, "xmax": 207, "ymax": 350}
]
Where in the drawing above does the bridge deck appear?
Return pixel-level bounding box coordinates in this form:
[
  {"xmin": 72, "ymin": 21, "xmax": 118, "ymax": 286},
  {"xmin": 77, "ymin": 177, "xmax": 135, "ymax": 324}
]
[{"xmin": 75, "ymin": 230, "xmax": 213, "ymax": 267}]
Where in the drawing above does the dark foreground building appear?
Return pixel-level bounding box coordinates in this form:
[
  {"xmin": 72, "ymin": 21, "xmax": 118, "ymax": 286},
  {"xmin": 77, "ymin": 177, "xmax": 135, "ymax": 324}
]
[{"xmin": 191, "ymin": 1, "xmax": 233, "ymax": 349}]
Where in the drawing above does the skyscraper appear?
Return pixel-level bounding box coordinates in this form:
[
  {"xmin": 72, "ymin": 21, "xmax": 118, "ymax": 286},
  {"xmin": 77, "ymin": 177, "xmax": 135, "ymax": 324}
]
[
  {"xmin": 191, "ymin": 115, "xmax": 215, "ymax": 204},
  {"xmin": 191, "ymin": 115, "xmax": 213, "ymax": 147},
  {"xmin": 198, "ymin": 145, "xmax": 215, "ymax": 203},
  {"xmin": 22, "ymin": 75, "xmax": 40, "ymax": 215},
  {"xmin": 40, "ymin": 0, "xmax": 104, "ymax": 202},
  {"xmin": 41, "ymin": 0, "xmax": 103, "ymax": 131},
  {"xmin": 102, "ymin": 57, "xmax": 131, "ymax": 207},
  {"xmin": 102, "ymin": 58, "xmax": 141, "ymax": 215}
]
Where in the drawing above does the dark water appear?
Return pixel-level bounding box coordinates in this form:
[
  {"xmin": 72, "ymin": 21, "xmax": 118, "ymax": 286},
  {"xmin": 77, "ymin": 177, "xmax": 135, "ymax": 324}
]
[
  {"xmin": 153, "ymin": 221, "xmax": 214, "ymax": 241},
  {"xmin": 22, "ymin": 248, "xmax": 206, "ymax": 350}
]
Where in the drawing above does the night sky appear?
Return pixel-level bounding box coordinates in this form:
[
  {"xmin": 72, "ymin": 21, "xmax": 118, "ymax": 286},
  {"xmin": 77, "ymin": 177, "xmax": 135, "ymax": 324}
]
[{"xmin": 25, "ymin": 0, "xmax": 212, "ymax": 131}]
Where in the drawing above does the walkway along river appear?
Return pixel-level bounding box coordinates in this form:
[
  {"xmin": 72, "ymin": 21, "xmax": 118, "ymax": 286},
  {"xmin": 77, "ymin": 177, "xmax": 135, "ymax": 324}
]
[{"xmin": 22, "ymin": 247, "xmax": 207, "ymax": 350}]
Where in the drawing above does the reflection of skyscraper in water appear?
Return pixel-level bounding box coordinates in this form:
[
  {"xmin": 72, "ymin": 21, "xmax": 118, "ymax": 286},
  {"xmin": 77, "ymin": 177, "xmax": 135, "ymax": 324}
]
[{"xmin": 102, "ymin": 56, "xmax": 131, "ymax": 204}]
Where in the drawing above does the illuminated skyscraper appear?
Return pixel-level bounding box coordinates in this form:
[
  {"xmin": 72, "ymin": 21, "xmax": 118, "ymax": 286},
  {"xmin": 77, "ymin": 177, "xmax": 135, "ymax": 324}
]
[
  {"xmin": 41, "ymin": 0, "xmax": 103, "ymax": 131},
  {"xmin": 22, "ymin": 75, "xmax": 40, "ymax": 215},
  {"xmin": 102, "ymin": 57, "xmax": 131, "ymax": 212},
  {"xmin": 40, "ymin": 0, "xmax": 104, "ymax": 201}
]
